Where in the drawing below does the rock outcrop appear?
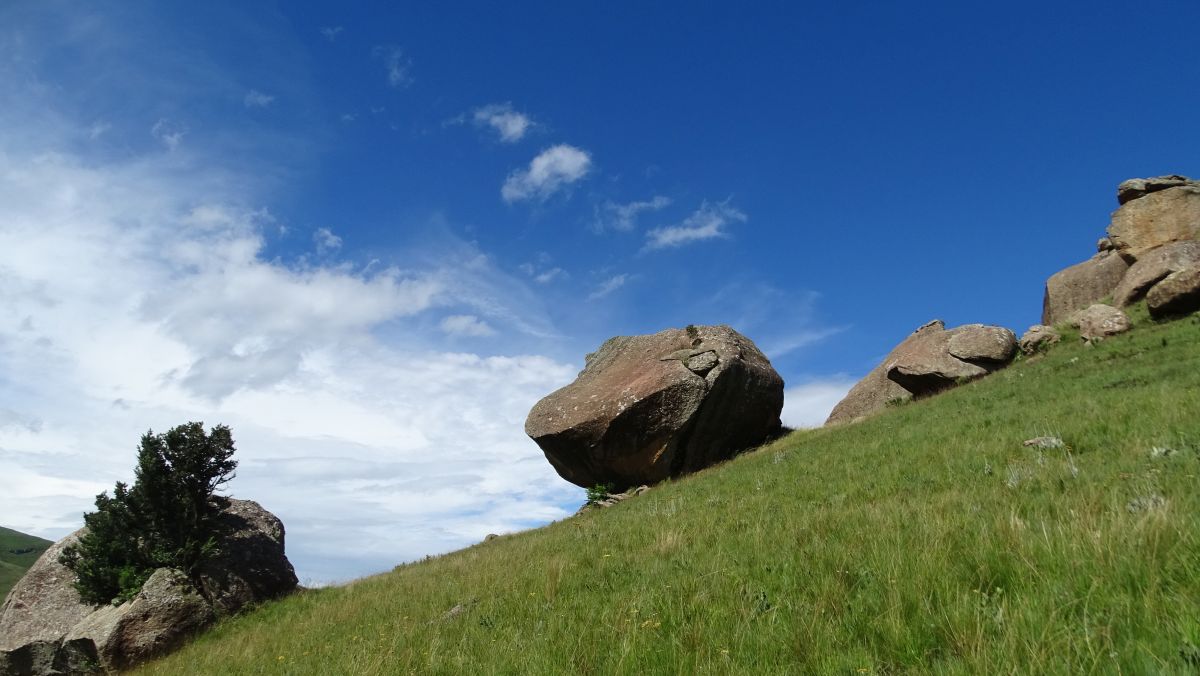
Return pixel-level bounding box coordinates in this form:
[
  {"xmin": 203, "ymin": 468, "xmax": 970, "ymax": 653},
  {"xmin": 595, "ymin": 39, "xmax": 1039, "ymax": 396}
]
[
  {"xmin": 1146, "ymin": 268, "xmax": 1200, "ymax": 319},
  {"xmin": 1107, "ymin": 184, "xmax": 1200, "ymax": 258},
  {"xmin": 1041, "ymin": 251, "xmax": 1129, "ymax": 325},
  {"xmin": 0, "ymin": 499, "xmax": 297, "ymax": 675},
  {"xmin": 1076, "ymin": 304, "xmax": 1131, "ymax": 343},
  {"xmin": 1042, "ymin": 175, "xmax": 1200, "ymax": 326},
  {"xmin": 525, "ymin": 325, "xmax": 783, "ymax": 490},
  {"xmin": 826, "ymin": 320, "xmax": 1016, "ymax": 424}
]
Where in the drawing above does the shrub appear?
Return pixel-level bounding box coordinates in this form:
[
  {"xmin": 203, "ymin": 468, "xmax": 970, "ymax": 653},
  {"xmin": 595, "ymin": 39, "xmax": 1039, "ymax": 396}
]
[
  {"xmin": 60, "ymin": 422, "xmax": 238, "ymax": 605},
  {"xmin": 585, "ymin": 483, "xmax": 614, "ymax": 506}
]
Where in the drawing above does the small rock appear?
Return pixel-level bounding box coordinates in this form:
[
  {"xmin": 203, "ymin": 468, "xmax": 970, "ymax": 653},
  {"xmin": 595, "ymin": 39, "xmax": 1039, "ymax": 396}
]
[
  {"xmin": 1146, "ymin": 268, "xmax": 1200, "ymax": 319},
  {"xmin": 1023, "ymin": 436, "xmax": 1065, "ymax": 449},
  {"xmin": 1019, "ymin": 325, "xmax": 1061, "ymax": 354},
  {"xmin": 1096, "ymin": 237, "xmax": 1114, "ymax": 252},
  {"xmin": 684, "ymin": 350, "xmax": 719, "ymax": 376},
  {"xmin": 1076, "ymin": 304, "xmax": 1131, "ymax": 342},
  {"xmin": 484, "ymin": 534, "xmax": 499, "ymax": 542},
  {"xmin": 1126, "ymin": 494, "xmax": 1167, "ymax": 514}
]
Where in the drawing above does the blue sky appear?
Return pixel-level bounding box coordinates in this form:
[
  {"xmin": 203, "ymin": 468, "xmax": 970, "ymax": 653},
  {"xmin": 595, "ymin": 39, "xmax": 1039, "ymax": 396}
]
[{"xmin": 1, "ymin": 1, "xmax": 1198, "ymax": 583}]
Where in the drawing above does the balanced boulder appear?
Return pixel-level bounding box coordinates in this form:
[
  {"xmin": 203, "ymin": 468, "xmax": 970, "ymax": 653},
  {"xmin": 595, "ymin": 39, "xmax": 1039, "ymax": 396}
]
[
  {"xmin": 1146, "ymin": 268, "xmax": 1200, "ymax": 319},
  {"xmin": 826, "ymin": 320, "xmax": 1016, "ymax": 425},
  {"xmin": 525, "ymin": 325, "xmax": 783, "ymax": 490},
  {"xmin": 0, "ymin": 499, "xmax": 297, "ymax": 675},
  {"xmin": 1117, "ymin": 175, "xmax": 1200, "ymax": 205}
]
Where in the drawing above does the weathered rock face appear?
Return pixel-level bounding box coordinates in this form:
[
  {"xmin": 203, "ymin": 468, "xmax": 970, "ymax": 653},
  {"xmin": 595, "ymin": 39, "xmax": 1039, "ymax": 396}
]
[
  {"xmin": 1019, "ymin": 325, "xmax": 1061, "ymax": 354},
  {"xmin": 0, "ymin": 499, "xmax": 297, "ymax": 675},
  {"xmin": 1146, "ymin": 268, "xmax": 1200, "ymax": 319},
  {"xmin": 826, "ymin": 320, "xmax": 1016, "ymax": 425},
  {"xmin": 1111, "ymin": 241, "xmax": 1200, "ymax": 307},
  {"xmin": 1117, "ymin": 175, "xmax": 1200, "ymax": 205},
  {"xmin": 60, "ymin": 569, "xmax": 213, "ymax": 673},
  {"xmin": 525, "ymin": 325, "xmax": 783, "ymax": 490},
  {"xmin": 1041, "ymin": 251, "xmax": 1130, "ymax": 326},
  {"xmin": 1077, "ymin": 304, "xmax": 1132, "ymax": 342},
  {"xmin": 1107, "ymin": 185, "xmax": 1200, "ymax": 259}
]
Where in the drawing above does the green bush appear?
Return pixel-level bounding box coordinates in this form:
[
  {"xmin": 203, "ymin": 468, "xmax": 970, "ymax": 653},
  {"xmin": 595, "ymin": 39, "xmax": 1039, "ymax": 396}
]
[
  {"xmin": 60, "ymin": 422, "xmax": 238, "ymax": 605},
  {"xmin": 585, "ymin": 483, "xmax": 614, "ymax": 506}
]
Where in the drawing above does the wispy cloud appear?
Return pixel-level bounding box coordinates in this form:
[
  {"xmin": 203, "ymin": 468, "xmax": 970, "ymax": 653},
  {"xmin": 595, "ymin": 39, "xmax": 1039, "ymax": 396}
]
[
  {"xmin": 472, "ymin": 103, "xmax": 533, "ymax": 143},
  {"xmin": 439, "ymin": 314, "xmax": 496, "ymax": 337},
  {"xmin": 150, "ymin": 118, "xmax": 186, "ymax": 151},
  {"xmin": 594, "ymin": 195, "xmax": 671, "ymax": 232},
  {"xmin": 320, "ymin": 26, "xmax": 344, "ymax": 42},
  {"xmin": 313, "ymin": 227, "xmax": 342, "ymax": 254},
  {"xmin": 534, "ymin": 267, "xmax": 566, "ymax": 284},
  {"xmin": 501, "ymin": 144, "xmax": 592, "ymax": 203},
  {"xmin": 374, "ymin": 45, "xmax": 413, "ymax": 88},
  {"xmin": 645, "ymin": 200, "xmax": 746, "ymax": 250},
  {"xmin": 588, "ymin": 273, "xmax": 631, "ymax": 300},
  {"xmin": 244, "ymin": 89, "xmax": 275, "ymax": 108}
]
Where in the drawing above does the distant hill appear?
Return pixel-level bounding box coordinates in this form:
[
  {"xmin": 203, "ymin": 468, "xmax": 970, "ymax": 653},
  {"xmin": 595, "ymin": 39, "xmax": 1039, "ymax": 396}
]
[{"xmin": 0, "ymin": 526, "xmax": 53, "ymax": 602}]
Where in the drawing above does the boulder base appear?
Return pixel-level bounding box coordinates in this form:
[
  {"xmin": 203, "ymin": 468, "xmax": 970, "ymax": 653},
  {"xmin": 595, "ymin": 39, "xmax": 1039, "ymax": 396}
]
[
  {"xmin": 1112, "ymin": 241, "xmax": 1200, "ymax": 307},
  {"xmin": 1107, "ymin": 185, "xmax": 1200, "ymax": 258},
  {"xmin": 525, "ymin": 325, "xmax": 783, "ymax": 489},
  {"xmin": 1041, "ymin": 252, "xmax": 1130, "ymax": 326}
]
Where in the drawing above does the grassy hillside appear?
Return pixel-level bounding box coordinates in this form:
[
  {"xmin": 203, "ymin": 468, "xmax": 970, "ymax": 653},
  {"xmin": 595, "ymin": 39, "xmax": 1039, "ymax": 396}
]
[
  {"xmin": 0, "ymin": 526, "xmax": 52, "ymax": 602},
  {"xmin": 141, "ymin": 305, "xmax": 1200, "ymax": 674}
]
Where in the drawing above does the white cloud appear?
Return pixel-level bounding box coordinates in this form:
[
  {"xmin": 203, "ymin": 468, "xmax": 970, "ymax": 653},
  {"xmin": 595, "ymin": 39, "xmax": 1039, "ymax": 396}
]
[
  {"xmin": 374, "ymin": 45, "xmax": 413, "ymax": 88},
  {"xmin": 644, "ymin": 199, "xmax": 746, "ymax": 250},
  {"xmin": 588, "ymin": 273, "xmax": 630, "ymax": 300},
  {"xmin": 313, "ymin": 227, "xmax": 342, "ymax": 254},
  {"xmin": 320, "ymin": 26, "xmax": 344, "ymax": 42},
  {"xmin": 150, "ymin": 118, "xmax": 186, "ymax": 151},
  {"xmin": 501, "ymin": 145, "xmax": 592, "ymax": 203},
  {"xmin": 780, "ymin": 378, "xmax": 857, "ymax": 429},
  {"xmin": 0, "ymin": 119, "xmax": 580, "ymax": 585},
  {"xmin": 88, "ymin": 121, "xmax": 111, "ymax": 140},
  {"xmin": 472, "ymin": 103, "xmax": 533, "ymax": 143},
  {"xmin": 594, "ymin": 195, "xmax": 671, "ymax": 232},
  {"xmin": 534, "ymin": 267, "xmax": 566, "ymax": 284},
  {"xmin": 244, "ymin": 89, "xmax": 275, "ymax": 108},
  {"xmin": 439, "ymin": 314, "xmax": 496, "ymax": 337}
]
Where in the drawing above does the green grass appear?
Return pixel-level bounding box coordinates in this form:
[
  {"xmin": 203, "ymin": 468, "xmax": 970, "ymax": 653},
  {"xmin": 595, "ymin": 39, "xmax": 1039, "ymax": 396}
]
[
  {"xmin": 140, "ymin": 306, "xmax": 1200, "ymax": 674},
  {"xmin": 0, "ymin": 526, "xmax": 52, "ymax": 602}
]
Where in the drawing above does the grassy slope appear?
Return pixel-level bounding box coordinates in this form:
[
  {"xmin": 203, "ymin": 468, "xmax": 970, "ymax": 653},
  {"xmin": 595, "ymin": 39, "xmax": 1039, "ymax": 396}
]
[
  {"xmin": 141, "ymin": 306, "xmax": 1200, "ymax": 675},
  {"xmin": 0, "ymin": 526, "xmax": 52, "ymax": 602}
]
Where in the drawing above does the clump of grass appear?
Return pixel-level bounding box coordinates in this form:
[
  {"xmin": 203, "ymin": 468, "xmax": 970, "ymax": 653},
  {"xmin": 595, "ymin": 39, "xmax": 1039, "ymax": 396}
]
[{"xmin": 138, "ymin": 303, "xmax": 1200, "ymax": 674}]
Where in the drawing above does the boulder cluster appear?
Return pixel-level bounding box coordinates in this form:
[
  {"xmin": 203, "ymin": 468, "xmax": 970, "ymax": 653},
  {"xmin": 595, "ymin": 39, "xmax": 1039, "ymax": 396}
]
[
  {"xmin": 0, "ymin": 499, "xmax": 297, "ymax": 675},
  {"xmin": 823, "ymin": 174, "xmax": 1200, "ymax": 427},
  {"xmin": 1044, "ymin": 175, "xmax": 1200, "ymax": 324}
]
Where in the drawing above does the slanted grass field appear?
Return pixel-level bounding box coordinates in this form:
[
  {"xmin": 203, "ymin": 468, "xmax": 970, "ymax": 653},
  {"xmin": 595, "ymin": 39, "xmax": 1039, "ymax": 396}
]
[
  {"xmin": 0, "ymin": 526, "xmax": 52, "ymax": 603},
  {"xmin": 140, "ymin": 305, "xmax": 1200, "ymax": 674}
]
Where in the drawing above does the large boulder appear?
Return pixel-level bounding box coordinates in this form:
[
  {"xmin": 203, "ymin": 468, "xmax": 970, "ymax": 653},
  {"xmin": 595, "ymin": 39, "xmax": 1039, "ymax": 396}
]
[
  {"xmin": 1107, "ymin": 184, "xmax": 1200, "ymax": 259},
  {"xmin": 1077, "ymin": 304, "xmax": 1131, "ymax": 342},
  {"xmin": 826, "ymin": 320, "xmax": 1016, "ymax": 425},
  {"xmin": 1041, "ymin": 251, "xmax": 1130, "ymax": 325},
  {"xmin": 1111, "ymin": 241, "xmax": 1200, "ymax": 306},
  {"xmin": 525, "ymin": 325, "xmax": 783, "ymax": 489},
  {"xmin": 1117, "ymin": 175, "xmax": 1200, "ymax": 205},
  {"xmin": 1146, "ymin": 268, "xmax": 1200, "ymax": 319},
  {"xmin": 0, "ymin": 499, "xmax": 297, "ymax": 675}
]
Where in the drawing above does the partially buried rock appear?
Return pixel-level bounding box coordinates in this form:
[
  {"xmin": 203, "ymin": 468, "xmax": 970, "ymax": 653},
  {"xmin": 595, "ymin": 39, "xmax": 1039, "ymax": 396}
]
[
  {"xmin": 826, "ymin": 320, "xmax": 1016, "ymax": 425},
  {"xmin": 1111, "ymin": 241, "xmax": 1200, "ymax": 306},
  {"xmin": 0, "ymin": 499, "xmax": 297, "ymax": 675},
  {"xmin": 1146, "ymin": 268, "xmax": 1200, "ymax": 319},
  {"xmin": 1076, "ymin": 304, "xmax": 1131, "ymax": 342},
  {"xmin": 525, "ymin": 325, "xmax": 783, "ymax": 490},
  {"xmin": 1041, "ymin": 251, "xmax": 1130, "ymax": 326},
  {"xmin": 1019, "ymin": 325, "xmax": 1061, "ymax": 354}
]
